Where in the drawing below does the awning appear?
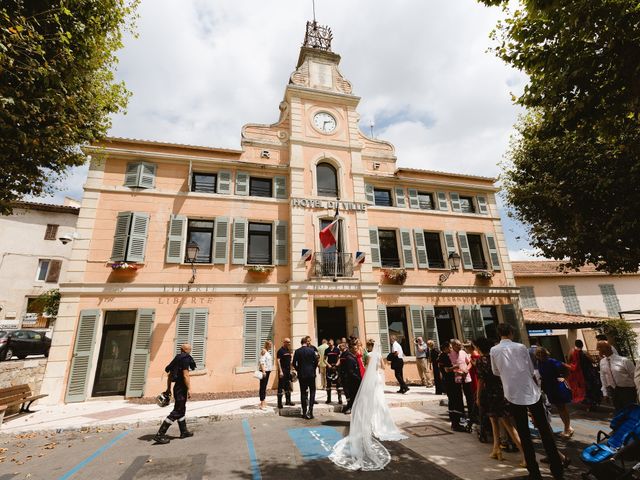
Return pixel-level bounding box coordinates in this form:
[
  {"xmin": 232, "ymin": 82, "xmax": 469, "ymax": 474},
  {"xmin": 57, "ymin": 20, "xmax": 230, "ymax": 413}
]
[{"xmin": 523, "ymin": 309, "xmax": 610, "ymax": 330}]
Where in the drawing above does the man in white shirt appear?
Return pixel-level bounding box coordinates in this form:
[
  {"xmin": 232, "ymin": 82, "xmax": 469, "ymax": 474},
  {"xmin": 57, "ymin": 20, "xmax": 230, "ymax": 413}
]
[
  {"xmin": 390, "ymin": 335, "xmax": 408, "ymax": 393},
  {"xmin": 598, "ymin": 341, "xmax": 637, "ymax": 412},
  {"xmin": 491, "ymin": 323, "xmax": 564, "ymax": 480},
  {"xmin": 449, "ymin": 339, "xmax": 474, "ymax": 421},
  {"xmin": 415, "ymin": 336, "xmax": 431, "ymax": 386}
]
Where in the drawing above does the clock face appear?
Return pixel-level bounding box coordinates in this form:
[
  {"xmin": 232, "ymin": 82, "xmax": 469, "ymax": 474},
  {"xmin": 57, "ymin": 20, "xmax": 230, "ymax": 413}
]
[{"xmin": 313, "ymin": 112, "xmax": 337, "ymax": 133}]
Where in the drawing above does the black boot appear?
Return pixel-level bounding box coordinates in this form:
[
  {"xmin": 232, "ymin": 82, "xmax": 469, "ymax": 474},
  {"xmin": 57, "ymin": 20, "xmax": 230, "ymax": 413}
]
[
  {"xmin": 277, "ymin": 394, "xmax": 284, "ymax": 409},
  {"xmin": 153, "ymin": 420, "xmax": 171, "ymax": 444},
  {"xmin": 325, "ymin": 390, "xmax": 332, "ymax": 404},
  {"xmin": 285, "ymin": 392, "xmax": 294, "ymax": 406},
  {"xmin": 178, "ymin": 420, "xmax": 193, "ymax": 439}
]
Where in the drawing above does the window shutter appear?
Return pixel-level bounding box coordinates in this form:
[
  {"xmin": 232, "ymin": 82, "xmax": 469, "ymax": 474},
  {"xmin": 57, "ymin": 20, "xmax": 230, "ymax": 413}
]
[
  {"xmin": 126, "ymin": 212, "xmax": 149, "ymax": 262},
  {"xmin": 65, "ymin": 309, "xmax": 100, "ymax": 403},
  {"xmin": 191, "ymin": 308, "xmax": 208, "ymax": 370},
  {"xmin": 501, "ymin": 304, "xmax": 521, "ymax": 342},
  {"xmin": 365, "ymin": 184, "xmax": 375, "ymax": 204},
  {"xmin": 124, "ymin": 162, "xmax": 140, "ymax": 187},
  {"xmin": 166, "ymin": 214, "xmax": 186, "ymax": 264},
  {"xmin": 175, "ymin": 309, "xmax": 193, "ymax": 355},
  {"xmin": 274, "ymin": 221, "xmax": 288, "ymax": 265},
  {"xmin": 232, "ymin": 218, "xmax": 248, "ymax": 265},
  {"xmin": 409, "ymin": 306, "xmax": 424, "ymax": 341},
  {"xmin": 408, "ymin": 189, "xmax": 419, "ymax": 209},
  {"xmin": 471, "ymin": 305, "xmax": 486, "ymax": 339},
  {"xmin": 600, "ymin": 284, "xmax": 621, "ymax": 317},
  {"xmin": 187, "ymin": 161, "xmax": 193, "ymax": 192},
  {"xmin": 111, "ymin": 212, "xmax": 132, "ymax": 262},
  {"xmin": 274, "ymin": 176, "xmax": 287, "ymax": 199},
  {"xmin": 369, "ymin": 227, "xmax": 381, "ymax": 267},
  {"xmin": 259, "ymin": 307, "xmax": 275, "ymax": 348},
  {"xmin": 450, "ymin": 192, "xmax": 462, "ymax": 212},
  {"xmin": 477, "ymin": 196, "xmax": 489, "ymax": 214},
  {"xmin": 458, "ymin": 306, "xmax": 474, "ymax": 341},
  {"xmin": 45, "ymin": 259, "xmax": 62, "ymax": 283},
  {"xmin": 242, "ymin": 308, "xmax": 259, "ymax": 367},
  {"xmin": 436, "ymin": 192, "xmax": 449, "ymax": 211},
  {"xmin": 457, "ymin": 232, "xmax": 474, "ymax": 270},
  {"xmin": 235, "ymin": 171, "xmax": 249, "ymax": 196},
  {"xmin": 484, "ymin": 233, "xmax": 501, "ymax": 271},
  {"xmin": 139, "ymin": 163, "xmax": 157, "ymax": 189},
  {"xmin": 217, "ymin": 170, "xmax": 232, "ymax": 194},
  {"xmin": 125, "ymin": 309, "xmax": 155, "ymax": 397},
  {"xmin": 377, "ymin": 305, "xmax": 390, "ymax": 356},
  {"xmin": 413, "ymin": 229, "xmax": 429, "ymax": 269},
  {"xmin": 212, "ymin": 217, "xmax": 230, "ymax": 264},
  {"xmin": 394, "ymin": 187, "xmax": 406, "ymax": 208},
  {"xmin": 423, "ymin": 306, "xmax": 439, "ymax": 347},
  {"xmin": 443, "ymin": 231, "xmax": 457, "ymax": 266},
  {"xmin": 400, "ymin": 228, "xmax": 414, "ymax": 268}
]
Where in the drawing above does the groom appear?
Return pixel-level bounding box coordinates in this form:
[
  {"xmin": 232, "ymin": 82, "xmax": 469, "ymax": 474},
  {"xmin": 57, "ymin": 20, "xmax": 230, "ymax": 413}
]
[
  {"xmin": 293, "ymin": 335, "xmax": 318, "ymax": 419},
  {"xmin": 340, "ymin": 339, "xmax": 362, "ymax": 414}
]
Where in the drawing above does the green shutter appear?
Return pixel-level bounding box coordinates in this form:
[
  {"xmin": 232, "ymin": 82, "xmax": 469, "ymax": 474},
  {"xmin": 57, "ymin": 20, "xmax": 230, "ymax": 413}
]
[
  {"xmin": 408, "ymin": 189, "xmax": 419, "ymax": 209},
  {"xmin": 212, "ymin": 217, "xmax": 229, "ymax": 264},
  {"xmin": 217, "ymin": 170, "xmax": 232, "ymax": 194},
  {"xmin": 274, "ymin": 221, "xmax": 288, "ymax": 265},
  {"xmin": 477, "ymin": 196, "xmax": 489, "ymax": 214},
  {"xmin": 242, "ymin": 308, "xmax": 259, "ymax": 367},
  {"xmin": 274, "ymin": 176, "xmax": 287, "ymax": 199},
  {"xmin": 400, "ymin": 228, "xmax": 414, "ymax": 268},
  {"xmin": 436, "ymin": 192, "xmax": 449, "ymax": 211},
  {"xmin": 410, "ymin": 306, "xmax": 424, "ymax": 342},
  {"xmin": 232, "ymin": 218, "xmax": 248, "ymax": 265},
  {"xmin": 125, "ymin": 309, "xmax": 155, "ymax": 397},
  {"xmin": 413, "ymin": 229, "xmax": 429, "ymax": 268},
  {"xmin": 443, "ymin": 231, "xmax": 457, "ymax": 266},
  {"xmin": 124, "ymin": 163, "xmax": 140, "ymax": 187},
  {"xmin": 484, "ymin": 233, "xmax": 501, "ymax": 271},
  {"xmin": 111, "ymin": 212, "xmax": 132, "ymax": 262},
  {"xmin": 126, "ymin": 212, "xmax": 149, "ymax": 262},
  {"xmin": 471, "ymin": 305, "xmax": 486, "ymax": 340},
  {"xmin": 501, "ymin": 304, "xmax": 521, "ymax": 342},
  {"xmin": 450, "ymin": 192, "xmax": 462, "ymax": 212},
  {"xmin": 377, "ymin": 305, "xmax": 390, "ymax": 356},
  {"xmin": 365, "ymin": 184, "xmax": 374, "ymax": 204},
  {"xmin": 369, "ymin": 227, "xmax": 381, "ymax": 267},
  {"xmin": 394, "ymin": 187, "xmax": 406, "ymax": 208},
  {"xmin": 457, "ymin": 232, "xmax": 474, "ymax": 270},
  {"xmin": 459, "ymin": 306, "xmax": 474, "ymax": 341},
  {"xmin": 65, "ymin": 310, "xmax": 100, "ymax": 403},
  {"xmin": 139, "ymin": 162, "xmax": 156, "ymax": 189},
  {"xmin": 175, "ymin": 309, "xmax": 192, "ymax": 355},
  {"xmin": 166, "ymin": 214, "xmax": 186, "ymax": 264},
  {"xmin": 191, "ymin": 308, "xmax": 208, "ymax": 370},
  {"xmin": 259, "ymin": 307, "xmax": 275, "ymax": 348},
  {"xmin": 235, "ymin": 171, "xmax": 249, "ymax": 196},
  {"xmin": 423, "ymin": 305, "xmax": 439, "ymax": 348}
]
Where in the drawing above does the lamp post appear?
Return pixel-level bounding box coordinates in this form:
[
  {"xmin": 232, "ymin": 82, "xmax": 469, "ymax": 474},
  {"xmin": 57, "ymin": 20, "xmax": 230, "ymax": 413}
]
[
  {"xmin": 186, "ymin": 241, "xmax": 200, "ymax": 284},
  {"xmin": 438, "ymin": 252, "xmax": 461, "ymax": 285}
]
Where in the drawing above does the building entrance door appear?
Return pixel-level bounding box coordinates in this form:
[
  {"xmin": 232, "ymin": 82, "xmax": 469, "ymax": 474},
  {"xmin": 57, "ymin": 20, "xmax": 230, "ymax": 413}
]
[
  {"xmin": 316, "ymin": 306, "xmax": 347, "ymax": 343},
  {"xmin": 435, "ymin": 307, "xmax": 456, "ymax": 347},
  {"xmin": 92, "ymin": 311, "xmax": 136, "ymax": 397}
]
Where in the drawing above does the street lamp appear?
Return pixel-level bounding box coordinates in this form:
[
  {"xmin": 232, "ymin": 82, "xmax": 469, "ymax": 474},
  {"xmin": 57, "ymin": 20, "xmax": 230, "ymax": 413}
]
[
  {"xmin": 438, "ymin": 252, "xmax": 461, "ymax": 285},
  {"xmin": 186, "ymin": 241, "xmax": 200, "ymax": 284}
]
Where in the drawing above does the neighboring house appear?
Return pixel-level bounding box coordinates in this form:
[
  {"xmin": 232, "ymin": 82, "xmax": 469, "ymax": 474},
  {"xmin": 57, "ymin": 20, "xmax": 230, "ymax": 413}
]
[
  {"xmin": 41, "ymin": 21, "xmax": 524, "ymax": 404},
  {"xmin": 513, "ymin": 260, "xmax": 640, "ymax": 359},
  {"xmin": 0, "ymin": 200, "xmax": 80, "ymax": 332}
]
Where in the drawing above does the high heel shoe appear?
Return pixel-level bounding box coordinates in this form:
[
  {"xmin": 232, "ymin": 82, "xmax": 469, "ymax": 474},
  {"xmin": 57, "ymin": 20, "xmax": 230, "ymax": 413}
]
[{"xmin": 490, "ymin": 449, "xmax": 504, "ymax": 461}]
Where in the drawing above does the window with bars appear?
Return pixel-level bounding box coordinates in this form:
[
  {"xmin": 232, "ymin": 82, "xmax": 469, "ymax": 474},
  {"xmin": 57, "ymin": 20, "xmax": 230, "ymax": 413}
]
[
  {"xmin": 519, "ymin": 286, "xmax": 539, "ymax": 309},
  {"xmin": 560, "ymin": 285, "xmax": 582, "ymax": 314},
  {"xmin": 599, "ymin": 284, "xmax": 621, "ymax": 317}
]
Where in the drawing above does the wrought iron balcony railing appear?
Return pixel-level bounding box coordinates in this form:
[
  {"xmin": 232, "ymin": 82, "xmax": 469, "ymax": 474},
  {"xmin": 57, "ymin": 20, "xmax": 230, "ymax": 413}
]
[{"xmin": 313, "ymin": 252, "xmax": 354, "ymax": 278}]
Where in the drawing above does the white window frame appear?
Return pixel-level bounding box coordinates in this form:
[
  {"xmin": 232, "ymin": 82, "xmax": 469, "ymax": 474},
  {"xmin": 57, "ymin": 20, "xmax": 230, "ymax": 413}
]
[{"xmin": 35, "ymin": 259, "xmax": 51, "ymax": 282}]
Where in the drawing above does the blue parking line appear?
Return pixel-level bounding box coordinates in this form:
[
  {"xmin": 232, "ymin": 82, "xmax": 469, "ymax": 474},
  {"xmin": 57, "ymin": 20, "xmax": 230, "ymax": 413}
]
[
  {"xmin": 58, "ymin": 430, "xmax": 129, "ymax": 480},
  {"xmin": 242, "ymin": 418, "xmax": 262, "ymax": 480}
]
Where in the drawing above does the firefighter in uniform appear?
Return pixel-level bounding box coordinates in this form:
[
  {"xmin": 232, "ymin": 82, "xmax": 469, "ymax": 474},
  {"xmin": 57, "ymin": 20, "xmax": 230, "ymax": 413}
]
[
  {"xmin": 153, "ymin": 343, "xmax": 195, "ymax": 444},
  {"xmin": 325, "ymin": 339, "xmax": 343, "ymax": 405},
  {"xmin": 276, "ymin": 338, "xmax": 295, "ymax": 409}
]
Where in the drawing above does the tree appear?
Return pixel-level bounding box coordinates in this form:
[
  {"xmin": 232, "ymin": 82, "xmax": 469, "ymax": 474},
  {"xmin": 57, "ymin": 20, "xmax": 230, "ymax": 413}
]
[
  {"xmin": 478, "ymin": 0, "xmax": 640, "ymax": 273},
  {"xmin": 33, "ymin": 288, "xmax": 60, "ymax": 318},
  {"xmin": 0, "ymin": 0, "xmax": 138, "ymax": 215}
]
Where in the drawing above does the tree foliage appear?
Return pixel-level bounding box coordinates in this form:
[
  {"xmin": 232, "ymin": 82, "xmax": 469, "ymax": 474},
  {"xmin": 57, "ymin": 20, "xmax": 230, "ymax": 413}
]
[
  {"xmin": 478, "ymin": 0, "xmax": 640, "ymax": 273},
  {"xmin": 0, "ymin": 0, "xmax": 138, "ymax": 215},
  {"xmin": 33, "ymin": 288, "xmax": 60, "ymax": 318},
  {"xmin": 598, "ymin": 318, "xmax": 638, "ymax": 360}
]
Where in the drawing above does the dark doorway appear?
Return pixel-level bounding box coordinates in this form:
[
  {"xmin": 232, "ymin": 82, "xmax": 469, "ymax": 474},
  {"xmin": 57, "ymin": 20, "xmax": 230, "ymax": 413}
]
[
  {"xmin": 435, "ymin": 307, "xmax": 457, "ymax": 347},
  {"xmin": 93, "ymin": 311, "xmax": 136, "ymax": 397},
  {"xmin": 534, "ymin": 335, "xmax": 565, "ymax": 363},
  {"xmin": 386, "ymin": 306, "xmax": 411, "ymax": 356},
  {"xmin": 316, "ymin": 307, "xmax": 347, "ymax": 343}
]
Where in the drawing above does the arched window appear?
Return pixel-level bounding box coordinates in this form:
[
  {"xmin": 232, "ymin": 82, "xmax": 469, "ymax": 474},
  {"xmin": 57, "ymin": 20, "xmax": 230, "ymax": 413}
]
[{"xmin": 316, "ymin": 162, "xmax": 338, "ymax": 198}]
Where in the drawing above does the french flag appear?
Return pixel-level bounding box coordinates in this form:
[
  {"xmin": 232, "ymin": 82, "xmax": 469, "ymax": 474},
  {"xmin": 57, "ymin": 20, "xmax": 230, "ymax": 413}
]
[{"xmin": 319, "ymin": 219, "xmax": 339, "ymax": 249}]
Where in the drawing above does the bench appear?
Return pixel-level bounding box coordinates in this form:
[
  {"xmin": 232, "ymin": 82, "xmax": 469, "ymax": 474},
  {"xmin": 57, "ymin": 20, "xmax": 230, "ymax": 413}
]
[{"xmin": 0, "ymin": 384, "xmax": 48, "ymax": 426}]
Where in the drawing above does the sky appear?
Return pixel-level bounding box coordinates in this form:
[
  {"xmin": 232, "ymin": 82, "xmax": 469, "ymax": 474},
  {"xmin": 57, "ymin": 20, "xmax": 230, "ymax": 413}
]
[{"xmin": 49, "ymin": 0, "xmax": 538, "ymax": 260}]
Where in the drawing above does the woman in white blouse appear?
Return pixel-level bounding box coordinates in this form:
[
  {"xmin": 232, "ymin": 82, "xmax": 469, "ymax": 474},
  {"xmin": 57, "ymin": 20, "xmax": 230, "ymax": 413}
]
[{"xmin": 258, "ymin": 340, "xmax": 273, "ymax": 410}]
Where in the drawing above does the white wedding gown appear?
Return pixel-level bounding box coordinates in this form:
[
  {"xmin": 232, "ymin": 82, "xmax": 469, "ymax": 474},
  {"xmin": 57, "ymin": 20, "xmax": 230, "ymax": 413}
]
[{"xmin": 329, "ymin": 347, "xmax": 407, "ymax": 471}]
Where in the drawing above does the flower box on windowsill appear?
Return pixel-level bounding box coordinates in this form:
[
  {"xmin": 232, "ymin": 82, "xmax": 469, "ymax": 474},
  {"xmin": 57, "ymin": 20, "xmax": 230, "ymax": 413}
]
[
  {"xmin": 475, "ymin": 270, "xmax": 494, "ymax": 280},
  {"xmin": 247, "ymin": 265, "xmax": 273, "ymax": 279},
  {"xmin": 382, "ymin": 268, "xmax": 407, "ymax": 285},
  {"xmin": 109, "ymin": 262, "xmax": 141, "ymax": 272}
]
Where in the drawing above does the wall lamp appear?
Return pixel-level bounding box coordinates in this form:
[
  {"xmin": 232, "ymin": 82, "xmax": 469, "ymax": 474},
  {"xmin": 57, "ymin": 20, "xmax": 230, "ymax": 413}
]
[
  {"xmin": 438, "ymin": 252, "xmax": 461, "ymax": 285},
  {"xmin": 186, "ymin": 241, "xmax": 200, "ymax": 284}
]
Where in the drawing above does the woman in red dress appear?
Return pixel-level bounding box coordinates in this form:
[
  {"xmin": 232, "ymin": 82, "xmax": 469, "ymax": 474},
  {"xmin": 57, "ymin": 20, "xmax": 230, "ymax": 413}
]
[{"xmin": 567, "ymin": 340, "xmax": 587, "ymax": 405}]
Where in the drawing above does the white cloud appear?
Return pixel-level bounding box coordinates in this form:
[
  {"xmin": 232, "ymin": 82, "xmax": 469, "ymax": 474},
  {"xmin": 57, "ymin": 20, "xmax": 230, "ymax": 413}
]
[{"xmin": 508, "ymin": 249, "xmax": 543, "ymax": 261}]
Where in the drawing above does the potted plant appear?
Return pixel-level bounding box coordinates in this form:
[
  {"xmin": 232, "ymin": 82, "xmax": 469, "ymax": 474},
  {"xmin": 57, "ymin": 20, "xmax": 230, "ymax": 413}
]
[
  {"xmin": 382, "ymin": 268, "xmax": 407, "ymax": 285},
  {"xmin": 109, "ymin": 262, "xmax": 140, "ymax": 272},
  {"xmin": 475, "ymin": 270, "xmax": 494, "ymax": 280},
  {"xmin": 247, "ymin": 265, "xmax": 273, "ymax": 279}
]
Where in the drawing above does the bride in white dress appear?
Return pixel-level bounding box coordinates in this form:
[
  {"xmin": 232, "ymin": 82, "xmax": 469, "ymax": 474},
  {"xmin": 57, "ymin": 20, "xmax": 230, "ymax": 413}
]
[{"xmin": 329, "ymin": 343, "xmax": 407, "ymax": 471}]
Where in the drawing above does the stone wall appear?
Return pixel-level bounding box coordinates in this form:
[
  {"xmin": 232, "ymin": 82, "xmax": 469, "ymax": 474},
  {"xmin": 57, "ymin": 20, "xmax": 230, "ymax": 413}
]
[{"xmin": 0, "ymin": 358, "xmax": 47, "ymax": 395}]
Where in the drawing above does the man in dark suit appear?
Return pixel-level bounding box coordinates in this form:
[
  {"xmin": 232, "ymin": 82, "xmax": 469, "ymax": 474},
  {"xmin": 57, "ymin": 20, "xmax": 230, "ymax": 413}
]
[
  {"xmin": 293, "ymin": 335, "xmax": 319, "ymax": 419},
  {"xmin": 340, "ymin": 339, "xmax": 362, "ymax": 414}
]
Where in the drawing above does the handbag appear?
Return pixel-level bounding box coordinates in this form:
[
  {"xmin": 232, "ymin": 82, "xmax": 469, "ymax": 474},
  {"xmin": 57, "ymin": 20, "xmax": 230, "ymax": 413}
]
[{"xmin": 253, "ymin": 370, "xmax": 263, "ymax": 380}]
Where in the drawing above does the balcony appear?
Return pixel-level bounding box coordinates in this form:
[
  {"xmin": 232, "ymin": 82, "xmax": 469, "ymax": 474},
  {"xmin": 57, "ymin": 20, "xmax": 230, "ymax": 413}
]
[{"xmin": 313, "ymin": 252, "xmax": 354, "ymax": 278}]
